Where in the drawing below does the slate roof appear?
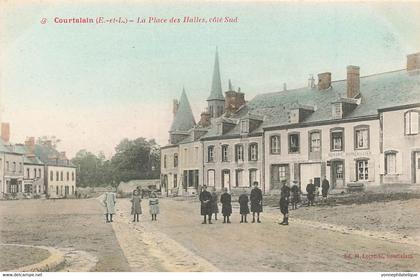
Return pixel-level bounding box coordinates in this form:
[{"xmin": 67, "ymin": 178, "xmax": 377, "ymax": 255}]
[
  {"xmin": 13, "ymin": 144, "xmax": 44, "ymax": 165},
  {"xmin": 207, "ymin": 50, "xmax": 224, "ymax": 101},
  {"xmin": 34, "ymin": 143, "xmax": 75, "ymax": 167},
  {"xmin": 170, "ymin": 88, "xmax": 196, "ymax": 133},
  {"xmin": 0, "ymin": 138, "xmax": 22, "ymax": 154},
  {"xmin": 201, "ymin": 69, "xmax": 420, "ymax": 140}
]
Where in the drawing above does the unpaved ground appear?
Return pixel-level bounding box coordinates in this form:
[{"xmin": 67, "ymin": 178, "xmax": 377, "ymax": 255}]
[
  {"xmin": 0, "ymin": 199, "xmax": 130, "ymax": 271},
  {"xmin": 0, "ymin": 245, "xmax": 50, "ymax": 271},
  {"xmin": 112, "ymin": 197, "xmax": 420, "ymax": 272},
  {"xmin": 290, "ymin": 199, "xmax": 420, "ymax": 242}
]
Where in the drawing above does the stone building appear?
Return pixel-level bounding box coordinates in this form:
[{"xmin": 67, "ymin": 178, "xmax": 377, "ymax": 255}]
[
  {"xmin": 0, "ymin": 123, "xmax": 24, "ymax": 198},
  {"xmin": 160, "ymin": 51, "xmax": 420, "ymax": 195}
]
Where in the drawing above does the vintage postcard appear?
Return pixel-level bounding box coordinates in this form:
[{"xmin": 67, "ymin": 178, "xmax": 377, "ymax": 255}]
[{"xmin": 0, "ymin": 0, "xmax": 420, "ymax": 275}]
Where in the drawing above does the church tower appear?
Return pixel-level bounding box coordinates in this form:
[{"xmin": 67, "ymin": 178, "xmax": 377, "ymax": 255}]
[
  {"xmin": 169, "ymin": 88, "xmax": 196, "ymax": 144},
  {"xmin": 206, "ymin": 49, "xmax": 225, "ymax": 118}
]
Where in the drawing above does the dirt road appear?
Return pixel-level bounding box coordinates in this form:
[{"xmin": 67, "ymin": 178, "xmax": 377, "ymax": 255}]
[
  {"xmin": 113, "ymin": 198, "xmax": 420, "ymax": 272},
  {"xmin": 0, "ymin": 199, "xmax": 130, "ymax": 271}
]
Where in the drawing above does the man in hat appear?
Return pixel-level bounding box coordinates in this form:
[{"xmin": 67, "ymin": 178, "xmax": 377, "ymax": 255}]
[
  {"xmin": 250, "ymin": 181, "xmax": 263, "ymax": 223},
  {"xmin": 306, "ymin": 179, "xmax": 316, "ymax": 206},
  {"xmin": 199, "ymin": 185, "xmax": 212, "ymax": 224}
]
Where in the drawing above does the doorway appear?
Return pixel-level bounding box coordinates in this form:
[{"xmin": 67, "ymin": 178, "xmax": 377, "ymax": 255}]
[
  {"xmin": 222, "ymin": 170, "xmax": 230, "ymax": 190},
  {"xmin": 413, "ymin": 152, "xmax": 420, "ymax": 184},
  {"xmin": 331, "ymin": 160, "xmax": 345, "ymax": 189}
]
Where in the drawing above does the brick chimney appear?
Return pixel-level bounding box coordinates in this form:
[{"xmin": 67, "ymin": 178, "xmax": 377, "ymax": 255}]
[
  {"xmin": 225, "ymin": 88, "xmax": 246, "ymax": 116},
  {"xmin": 318, "ymin": 72, "xmax": 331, "ymax": 90},
  {"xmin": 1, "ymin": 123, "xmax": 10, "ymax": 143},
  {"xmin": 407, "ymin": 52, "xmax": 420, "ymax": 73},
  {"xmin": 59, "ymin": 151, "xmax": 67, "ymax": 160},
  {"xmin": 172, "ymin": 99, "xmax": 179, "ymax": 118},
  {"xmin": 199, "ymin": 110, "xmax": 211, "ymax": 127},
  {"xmin": 347, "ymin": 65, "xmax": 360, "ymax": 98},
  {"xmin": 25, "ymin": 137, "xmax": 35, "ymax": 156}
]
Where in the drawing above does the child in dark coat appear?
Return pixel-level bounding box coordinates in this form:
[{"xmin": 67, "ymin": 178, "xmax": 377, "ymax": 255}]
[
  {"xmin": 238, "ymin": 189, "xmax": 250, "ymax": 223},
  {"xmin": 220, "ymin": 187, "xmax": 232, "ymax": 223}
]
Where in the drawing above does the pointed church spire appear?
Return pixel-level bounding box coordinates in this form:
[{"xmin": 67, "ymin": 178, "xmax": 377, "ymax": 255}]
[
  {"xmin": 170, "ymin": 88, "xmax": 196, "ymax": 132},
  {"xmin": 207, "ymin": 48, "xmax": 224, "ymax": 101}
]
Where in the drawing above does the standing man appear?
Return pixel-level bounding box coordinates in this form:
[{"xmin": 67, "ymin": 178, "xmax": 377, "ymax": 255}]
[
  {"xmin": 279, "ymin": 180, "xmax": 290, "ymax": 225},
  {"xmin": 290, "ymin": 180, "xmax": 300, "ymax": 210},
  {"xmin": 306, "ymin": 179, "xmax": 316, "ymax": 206},
  {"xmin": 103, "ymin": 191, "xmax": 117, "ymax": 223},
  {"xmin": 199, "ymin": 185, "xmax": 212, "ymax": 224},
  {"xmin": 250, "ymin": 181, "xmax": 263, "ymax": 223},
  {"xmin": 321, "ymin": 177, "xmax": 330, "ymax": 203}
]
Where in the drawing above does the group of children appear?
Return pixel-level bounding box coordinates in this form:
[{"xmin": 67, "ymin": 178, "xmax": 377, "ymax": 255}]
[
  {"xmin": 199, "ymin": 182, "xmax": 264, "ymax": 224},
  {"xmin": 130, "ymin": 189, "xmax": 160, "ymax": 222}
]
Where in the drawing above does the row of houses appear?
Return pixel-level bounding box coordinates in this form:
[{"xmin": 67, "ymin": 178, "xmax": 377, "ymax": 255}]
[
  {"xmin": 0, "ymin": 124, "xmax": 77, "ymax": 199},
  {"xmin": 160, "ymin": 51, "xmax": 420, "ymax": 195}
]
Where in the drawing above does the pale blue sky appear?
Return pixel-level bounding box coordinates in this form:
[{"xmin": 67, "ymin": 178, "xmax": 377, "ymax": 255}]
[{"xmin": 0, "ymin": 1, "xmax": 419, "ymax": 157}]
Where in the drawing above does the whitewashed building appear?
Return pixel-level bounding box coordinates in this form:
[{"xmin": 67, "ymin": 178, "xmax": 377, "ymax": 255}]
[{"xmin": 160, "ymin": 51, "xmax": 420, "ymax": 194}]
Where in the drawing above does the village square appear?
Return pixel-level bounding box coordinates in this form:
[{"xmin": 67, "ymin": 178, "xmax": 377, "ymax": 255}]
[{"xmin": 1, "ymin": 49, "xmax": 420, "ymax": 272}]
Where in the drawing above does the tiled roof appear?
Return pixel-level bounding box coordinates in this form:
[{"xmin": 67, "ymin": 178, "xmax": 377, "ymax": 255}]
[
  {"xmin": 0, "ymin": 138, "xmax": 21, "ymax": 154},
  {"xmin": 13, "ymin": 144, "xmax": 44, "ymax": 165}
]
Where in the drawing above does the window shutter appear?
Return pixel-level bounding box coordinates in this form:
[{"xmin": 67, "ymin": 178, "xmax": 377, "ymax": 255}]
[
  {"xmin": 368, "ymin": 160, "xmax": 375, "ymax": 182},
  {"xmin": 396, "ymin": 152, "xmax": 403, "ymax": 174},
  {"xmin": 379, "ymin": 154, "xmax": 385, "ymax": 175},
  {"xmin": 349, "ymin": 161, "xmax": 356, "ymax": 182}
]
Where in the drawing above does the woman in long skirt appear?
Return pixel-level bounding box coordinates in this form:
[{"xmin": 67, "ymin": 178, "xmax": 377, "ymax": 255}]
[
  {"xmin": 149, "ymin": 191, "xmax": 160, "ymax": 221},
  {"xmin": 131, "ymin": 189, "xmax": 142, "ymax": 222}
]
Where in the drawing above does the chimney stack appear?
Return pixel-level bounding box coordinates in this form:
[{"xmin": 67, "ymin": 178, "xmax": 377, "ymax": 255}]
[
  {"xmin": 317, "ymin": 72, "xmax": 331, "ymax": 90},
  {"xmin": 308, "ymin": 74, "xmax": 315, "ymax": 89},
  {"xmin": 1, "ymin": 122, "xmax": 10, "ymax": 143},
  {"xmin": 199, "ymin": 110, "xmax": 211, "ymax": 128},
  {"xmin": 407, "ymin": 52, "xmax": 420, "ymax": 73},
  {"xmin": 172, "ymin": 99, "xmax": 179, "ymax": 118},
  {"xmin": 225, "ymin": 88, "xmax": 246, "ymax": 116},
  {"xmin": 347, "ymin": 65, "xmax": 360, "ymax": 98},
  {"xmin": 25, "ymin": 137, "xmax": 35, "ymax": 156}
]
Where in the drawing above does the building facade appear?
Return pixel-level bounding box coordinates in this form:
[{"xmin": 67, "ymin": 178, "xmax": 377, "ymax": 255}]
[{"xmin": 161, "ymin": 51, "xmax": 420, "ymax": 195}]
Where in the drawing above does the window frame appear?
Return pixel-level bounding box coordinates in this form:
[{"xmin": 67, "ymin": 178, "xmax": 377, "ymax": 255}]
[
  {"xmin": 270, "ymin": 135, "xmax": 281, "ymax": 154},
  {"xmin": 249, "ymin": 143, "xmax": 258, "ymax": 161},
  {"xmin": 235, "ymin": 144, "xmax": 244, "ymax": 162},
  {"xmin": 354, "ymin": 125, "xmax": 370, "ymax": 150},
  {"xmin": 404, "ymin": 110, "xmax": 420, "ymax": 135},
  {"xmin": 309, "ymin": 129, "xmax": 322, "ymax": 153},
  {"xmin": 356, "ymin": 159, "xmax": 369, "ymax": 181},
  {"xmin": 207, "ymin": 146, "xmax": 214, "ymax": 163},
  {"xmin": 384, "ymin": 150, "xmax": 398, "ymax": 175},
  {"xmin": 207, "ymin": 169, "xmax": 215, "ymax": 187},
  {"xmin": 173, "ymin": 153, "xmax": 178, "ymax": 167},
  {"xmin": 330, "ymin": 127, "xmax": 345, "ymax": 152},
  {"xmin": 221, "ymin": 145, "xmax": 229, "ymax": 162},
  {"xmin": 288, "ymin": 132, "xmax": 300, "ymax": 154}
]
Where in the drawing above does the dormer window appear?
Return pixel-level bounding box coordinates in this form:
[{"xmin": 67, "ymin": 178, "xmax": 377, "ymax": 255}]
[
  {"xmin": 240, "ymin": 120, "xmax": 249, "ymax": 133},
  {"xmin": 332, "ymin": 103, "xmax": 342, "ymax": 119}
]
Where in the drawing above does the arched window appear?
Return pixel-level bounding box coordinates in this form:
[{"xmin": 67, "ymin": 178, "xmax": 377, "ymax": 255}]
[{"xmin": 404, "ymin": 110, "xmax": 419, "ymax": 135}]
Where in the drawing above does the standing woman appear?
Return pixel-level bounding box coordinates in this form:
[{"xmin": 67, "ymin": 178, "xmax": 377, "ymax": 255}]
[
  {"xmin": 149, "ymin": 191, "xmax": 160, "ymax": 221},
  {"xmin": 238, "ymin": 189, "xmax": 250, "ymax": 223},
  {"xmin": 103, "ymin": 191, "xmax": 117, "ymax": 223},
  {"xmin": 220, "ymin": 187, "xmax": 232, "ymax": 223},
  {"xmin": 131, "ymin": 189, "xmax": 142, "ymax": 222},
  {"xmin": 199, "ymin": 185, "xmax": 212, "ymax": 224},
  {"xmin": 210, "ymin": 187, "xmax": 219, "ymax": 221}
]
